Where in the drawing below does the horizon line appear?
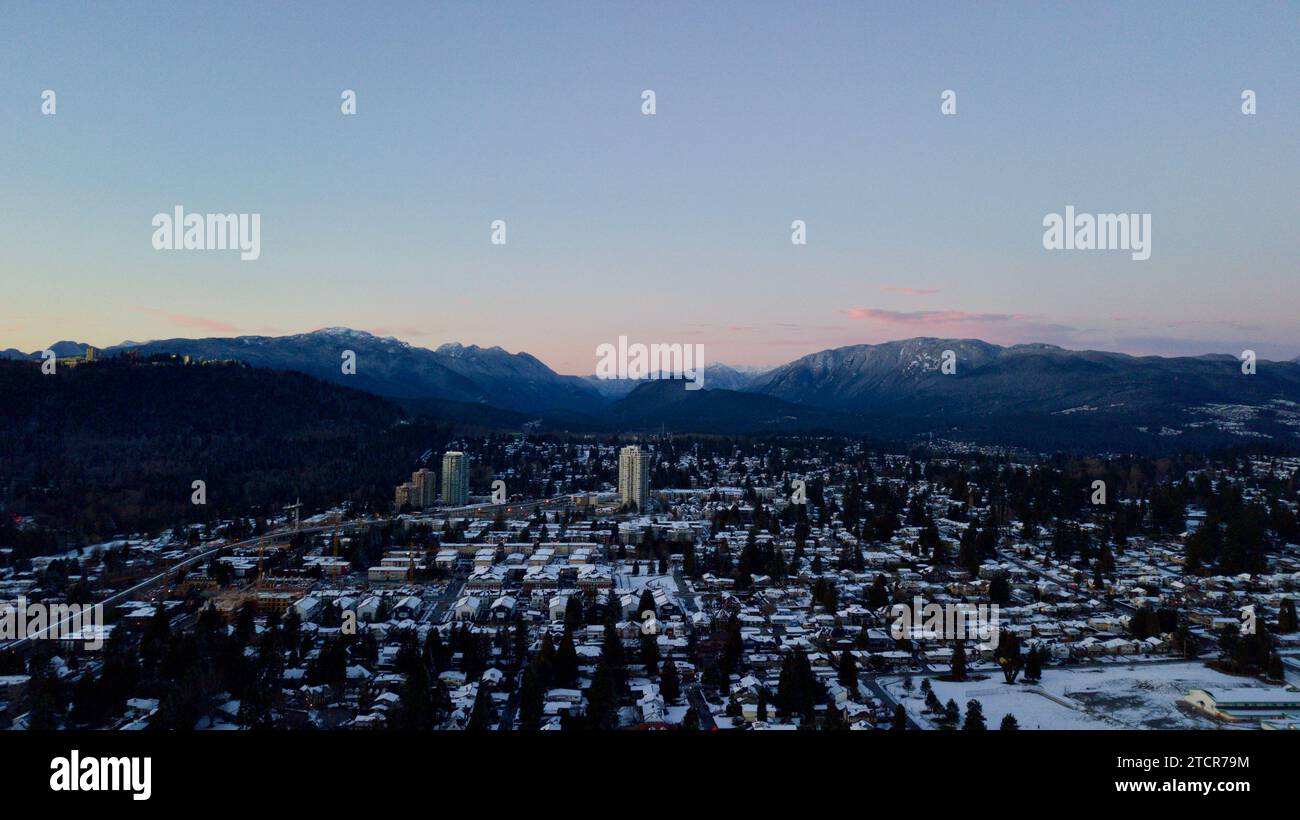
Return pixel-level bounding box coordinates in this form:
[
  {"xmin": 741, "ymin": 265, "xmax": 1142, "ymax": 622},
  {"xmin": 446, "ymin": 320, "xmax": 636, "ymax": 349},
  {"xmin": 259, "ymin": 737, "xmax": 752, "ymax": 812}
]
[{"xmin": 9, "ymin": 327, "xmax": 1297, "ymax": 376}]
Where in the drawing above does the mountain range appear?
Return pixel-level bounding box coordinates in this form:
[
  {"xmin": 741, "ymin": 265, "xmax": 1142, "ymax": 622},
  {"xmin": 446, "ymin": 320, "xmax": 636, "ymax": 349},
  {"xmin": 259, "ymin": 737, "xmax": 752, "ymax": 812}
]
[{"xmin": 9, "ymin": 329, "xmax": 1300, "ymax": 451}]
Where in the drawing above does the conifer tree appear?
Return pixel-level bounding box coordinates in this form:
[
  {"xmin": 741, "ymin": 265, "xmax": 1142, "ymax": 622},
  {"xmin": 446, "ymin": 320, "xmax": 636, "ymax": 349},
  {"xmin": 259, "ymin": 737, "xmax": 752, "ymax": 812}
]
[
  {"xmin": 837, "ymin": 650, "xmax": 858, "ymax": 691},
  {"xmin": 466, "ymin": 683, "xmax": 493, "ymax": 731},
  {"xmin": 660, "ymin": 655, "xmax": 681, "ymax": 703},
  {"xmin": 682, "ymin": 706, "xmax": 700, "ymax": 731},
  {"xmin": 891, "ymin": 703, "xmax": 908, "ymax": 730},
  {"xmin": 950, "ymin": 638, "xmax": 968, "ymax": 681},
  {"xmin": 554, "ymin": 627, "xmax": 579, "ymax": 688},
  {"xmin": 995, "ymin": 631, "xmax": 1022, "ymax": 684},
  {"xmin": 519, "ymin": 664, "xmax": 544, "ymax": 730},
  {"xmin": 1278, "ymin": 599, "xmax": 1298, "ymax": 633}
]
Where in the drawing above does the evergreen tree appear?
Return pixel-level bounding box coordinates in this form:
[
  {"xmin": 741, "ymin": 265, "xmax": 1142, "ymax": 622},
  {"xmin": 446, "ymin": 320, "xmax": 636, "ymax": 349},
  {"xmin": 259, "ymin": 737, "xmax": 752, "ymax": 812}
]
[
  {"xmin": 891, "ymin": 703, "xmax": 907, "ymax": 730},
  {"xmin": 466, "ymin": 684, "xmax": 493, "ymax": 731},
  {"xmin": 721, "ymin": 615, "xmax": 744, "ymax": 678},
  {"xmin": 518, "ymin": 664, "xmax": 544, "ymax": 730},
  {"xmin": 584, "ymin": 657, "xmax": 620, "ymax": 730},
  {"xmin": 821, "ymin": 698, "xmax": 846, "ymax": 730},
  {"xmin": 994, "ymin": 631, "xmax": 1022, "ymax": 684},
  {"xmin": 660, "ymin": 656, "xmax": 681, "ymax": 703},
  {"xmin": 1267, "ymin": 652, "xmax": 1285, "ymax": 680},
  {"xmin": 25, "ymin": 658, "xmax": 62, "ymax": 730},
  {"xmin": 601, "ymin": 622, "xmax": 627, "ymax": 690},
  {"xmin": 1217, "ymin": 624, "xmax": 1241, "ymax": 663},
  {"xmin": 139, "ymin": 603, "xmax": 172, "ymax": 679},
  {"xmin": 1278, "ymin": 599, "xmax": 1298, "ymax": 633},
  {"xmin": 989, "ymin": 575, "xmax": 1011, "ymax": 606},
  {"xmin": 512, "ymin": 613, "xmax": 530, "ymax": 660},
  {"xmin": 392, "ymin": 661, "xmax": 435, "ymax": 730},
  {"xmin": 641, "ymin": 630, "xmax": 661, "ymax": 676},
  {"xmin": 962, "ymin": 699, "xmax": 986, "ymax": 730},
  {"xmin": 637, "ymin": 588, "xmax": 657, "ymax": 619},
  {"xmin": 837, "ymin": 650, "xmax": 859, "ymax": 692},
  {"xmin": 1023, "ymin": 645, "xmax": 1044, "ymax": 681},
  {"xmin": 564, "ymin": 595, "xmax": 583, "ymax": 628},
  {"xmin": 533, "ymin": 630, "xmax": 556, "ymax": 686},
  {"xmin": 924, "ymin": 690, "xmax": 942, "ymax": 715},
  {"xmin": 682, "ymin": 706, "xmax": 700, "ymax": 731},
  {"xmin": 999, "ymin": 713, "xmax": 1019, "ymax": 730},
  {"xmin": 554, "ymin": 627, "xmax": 579, "ymax": 688},
  {"xmin": 868, "ymin": 574, "xmax": 890, "ymax": 609},
  {"xmin": 235, "ymin": 602, "xmax": 256, "ymax": 646},
  {"xmin": 950, "ymin": 639, "xmax": 968, "ymax": 681},
  {"xmin": 1172, "ymin": 619, "xmax": 1198, "ymax": 659}
]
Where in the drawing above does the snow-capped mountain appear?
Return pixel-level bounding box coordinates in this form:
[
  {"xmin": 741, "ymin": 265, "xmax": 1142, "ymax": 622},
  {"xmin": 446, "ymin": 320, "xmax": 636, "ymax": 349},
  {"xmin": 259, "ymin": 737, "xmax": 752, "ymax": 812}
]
[
  {"xmin": 96, "ymin": 329, "xmax": 603, "ymax": 413},
  {"xmin": 12, "ymin": 329, "xmax": 1300, "ymax": 449},
  {"xmin": 583, "ymin": 362, "xmax": 759, "ymax": 397},
  {"xmin": 751, "ymin": 338, "xmax": 1300, "ymax": 420}
]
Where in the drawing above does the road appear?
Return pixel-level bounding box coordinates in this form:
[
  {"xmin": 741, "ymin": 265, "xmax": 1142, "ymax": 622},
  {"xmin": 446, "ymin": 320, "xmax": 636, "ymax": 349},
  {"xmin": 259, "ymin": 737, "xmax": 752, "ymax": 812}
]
[
  {"xmin": 0, "ymin": 517, "xmax": 389, "ymax": 653},
  {"xmin": 423, "ymin": 567, "xmax": 468, "ymax": 624},
  {"xmin": 1, "ymin": 540, "xmax": 227, "ymax": 653},
  {"xmin": 4, "ymin": 495, "xmax": 577, "ymax": 654},
  {"xmin": 669, "ymin": 568, "xmax": 718, "ymax": 729},
  {"xmin": 861, "ymin": 676, "xmax": 922, "ymax": 730},
  {"xmin": 684, "ymin": 683, "xmax": 718, "ymax": 730}
]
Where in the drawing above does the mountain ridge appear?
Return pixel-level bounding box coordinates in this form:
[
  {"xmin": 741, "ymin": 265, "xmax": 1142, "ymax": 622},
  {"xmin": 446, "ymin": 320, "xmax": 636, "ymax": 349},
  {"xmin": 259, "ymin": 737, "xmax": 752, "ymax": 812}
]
[{"xmin": 8, "ymin": 329, "xmax": 1300, "ymax": 450}]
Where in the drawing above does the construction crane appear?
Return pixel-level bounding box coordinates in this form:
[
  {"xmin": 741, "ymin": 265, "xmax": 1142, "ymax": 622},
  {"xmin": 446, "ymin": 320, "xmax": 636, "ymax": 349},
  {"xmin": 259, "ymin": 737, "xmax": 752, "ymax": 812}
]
[{"xmin": 329, "ymin": 514, "xmax": 343, "ymax": 580}]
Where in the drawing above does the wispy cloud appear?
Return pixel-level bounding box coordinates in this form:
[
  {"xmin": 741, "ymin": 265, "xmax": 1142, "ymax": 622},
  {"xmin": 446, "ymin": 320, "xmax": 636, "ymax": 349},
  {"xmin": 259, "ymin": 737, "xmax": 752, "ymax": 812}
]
[
  {"xmin": 833, "ymin": 306, "xmax": 1081, "ymax": 348},
  {"xmin": 840, "ymin": 308, "xmax": 1028, "ymax": 324},
  {"xmin": 134, "ymin": 307, "xmax": 243, "ymax": 334}
]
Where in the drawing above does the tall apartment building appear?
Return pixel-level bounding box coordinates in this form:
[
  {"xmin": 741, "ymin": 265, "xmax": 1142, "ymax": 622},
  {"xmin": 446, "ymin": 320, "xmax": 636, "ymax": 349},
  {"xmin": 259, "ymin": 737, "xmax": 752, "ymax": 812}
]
[
  {"xmin": 618, "ymin": 445, "xmax": 650, "ymax": 511},
  {"xmin": 412, "ymin": 468, "xmax": 437, "ymax": 509},
  {"xmin": 395, "ymin": 482, "xmax": 416, "ymax": 511},
  {"xmin": 442, "ymin": 451, "xmax": 469, "ymax": 507}
]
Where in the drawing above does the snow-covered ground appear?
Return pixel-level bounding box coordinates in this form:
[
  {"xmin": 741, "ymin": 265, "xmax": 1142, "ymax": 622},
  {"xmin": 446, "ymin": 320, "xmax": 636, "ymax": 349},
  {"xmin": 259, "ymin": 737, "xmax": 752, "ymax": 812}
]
[
  {"xmin": 31, "ymin": 535, "xmax": 171, "ymax": 567},
  {"xmin": 884, "ymin": 661, "xmax": 1287, "ymax": 730},
  {"xmin": 614, "ymin": 565, "xmax": 679, "ymax": 603}
]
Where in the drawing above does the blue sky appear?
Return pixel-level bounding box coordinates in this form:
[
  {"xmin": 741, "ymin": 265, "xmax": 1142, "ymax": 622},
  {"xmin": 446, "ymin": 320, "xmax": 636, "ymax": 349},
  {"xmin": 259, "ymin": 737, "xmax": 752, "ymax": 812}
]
[{"xmin": 2, "ymin": 1, "xmax": 1296, "ymax": 372}]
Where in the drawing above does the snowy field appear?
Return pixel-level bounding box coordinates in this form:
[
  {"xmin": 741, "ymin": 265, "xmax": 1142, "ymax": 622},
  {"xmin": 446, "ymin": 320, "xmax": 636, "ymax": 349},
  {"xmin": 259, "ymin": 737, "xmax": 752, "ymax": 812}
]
[{"xmin": 884, "ymin": 661, "xmax": 1287, "ymax": 730}]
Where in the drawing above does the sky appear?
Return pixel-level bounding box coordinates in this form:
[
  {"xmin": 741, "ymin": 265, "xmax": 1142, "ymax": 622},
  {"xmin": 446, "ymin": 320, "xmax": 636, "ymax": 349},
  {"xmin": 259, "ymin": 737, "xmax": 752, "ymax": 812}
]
[{"xmin": 2, "ymin": 1, "xmax": 1297, "ymax": 374}]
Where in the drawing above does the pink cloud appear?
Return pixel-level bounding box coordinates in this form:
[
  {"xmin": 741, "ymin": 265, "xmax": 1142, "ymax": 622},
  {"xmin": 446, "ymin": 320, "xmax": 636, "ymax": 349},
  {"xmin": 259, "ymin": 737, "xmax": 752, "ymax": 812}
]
[
  {"xmin": 134, "ymin": 307, "xmax": 242, "ymax": 334},
  {"xmin": 835, "ymin": 307, "xmax": 1080, "ymax": 348},
  {"xmin": 840, "ymin": 308, "xmax": 1029, "ymax": 324}
]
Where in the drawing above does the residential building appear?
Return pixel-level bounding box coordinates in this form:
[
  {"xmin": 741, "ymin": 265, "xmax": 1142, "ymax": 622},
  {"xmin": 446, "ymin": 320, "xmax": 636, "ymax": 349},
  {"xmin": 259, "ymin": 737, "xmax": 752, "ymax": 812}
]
[
  {"xmin": 618, "ymin": 445, "xmax": 650, "ymax": 511},
  {"xmin": 442, "ymin": 451, "xmax": 469, "ymax": 506}
]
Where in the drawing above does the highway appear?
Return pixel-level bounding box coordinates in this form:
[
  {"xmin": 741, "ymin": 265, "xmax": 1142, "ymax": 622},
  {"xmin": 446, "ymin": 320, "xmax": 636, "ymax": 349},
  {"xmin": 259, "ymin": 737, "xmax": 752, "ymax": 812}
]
[
  {"xmin": 2, "ymin": 494, "xmax": 573, "ymax": 654},
  {"xmin": 0, "ymin": 518, "xmax": 382, "ymax": 653}
]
